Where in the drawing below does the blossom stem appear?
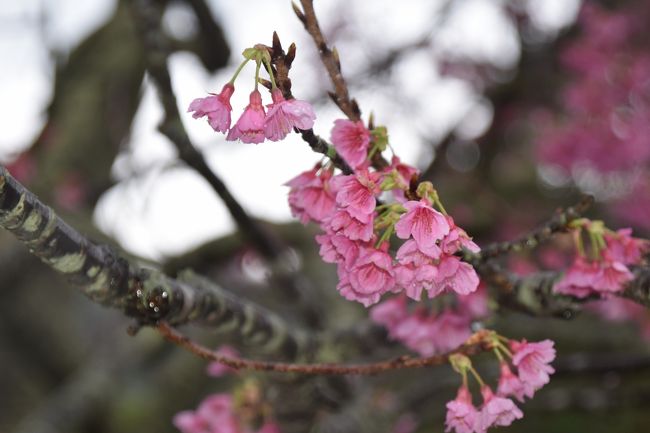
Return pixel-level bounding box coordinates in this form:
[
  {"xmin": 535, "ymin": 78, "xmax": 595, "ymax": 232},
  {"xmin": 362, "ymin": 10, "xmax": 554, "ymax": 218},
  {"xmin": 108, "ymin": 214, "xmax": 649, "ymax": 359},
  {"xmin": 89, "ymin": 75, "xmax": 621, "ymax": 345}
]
[
  {"xmin": 254, "ymin": 58, "xmax": 261, "ymax": 90},
  {"xmin": 573, "ymin": 229, "xmax": 586, "ymax": 258},
  {"xmin": 468, "ymin": 365, "xmax": 486, "ymax": 387},
  {"xmin": 262, "ymin": 57, "xmax": 278, "ymax": 90},
  {"xmin": 229, "ymin": 58, "xmax": 251, "ymax": 84}
]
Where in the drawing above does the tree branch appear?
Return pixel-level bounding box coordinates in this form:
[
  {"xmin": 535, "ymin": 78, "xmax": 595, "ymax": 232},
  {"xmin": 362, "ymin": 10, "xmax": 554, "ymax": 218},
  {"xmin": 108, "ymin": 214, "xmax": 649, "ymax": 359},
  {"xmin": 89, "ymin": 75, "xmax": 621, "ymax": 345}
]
[
  {"xmin": 132, "ymin": 0, "xmax": 284, "ymax": 261},
  {"xmin": 466, "ymin": 194, "xmax": 595, "ymax": 264},
  {"xmin": 0, "ymin": 165, "xmax": 307, "ymax": 358},
  {"xmin": 157, "ymin": 322, "xmax": 489, "ymax": 375}
]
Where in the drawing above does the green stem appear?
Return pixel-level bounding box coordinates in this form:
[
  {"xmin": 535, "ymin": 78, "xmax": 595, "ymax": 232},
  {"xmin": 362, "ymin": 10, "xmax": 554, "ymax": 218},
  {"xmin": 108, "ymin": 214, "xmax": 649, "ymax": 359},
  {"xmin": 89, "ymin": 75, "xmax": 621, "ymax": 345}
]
[
  {"xmin": 468, "ymin": 366, "xmax": 485, "ymax": 387},
  {"xmin": 254, "ymin": 58, "xmax": 261, "ymax": 90},
  {"xmin": 263, "ymin": 58, "xmax": 278, "ymax": 90},
  {"xmin": 229, "ymin": 58, "xmax": 251, "ymax": 84}
]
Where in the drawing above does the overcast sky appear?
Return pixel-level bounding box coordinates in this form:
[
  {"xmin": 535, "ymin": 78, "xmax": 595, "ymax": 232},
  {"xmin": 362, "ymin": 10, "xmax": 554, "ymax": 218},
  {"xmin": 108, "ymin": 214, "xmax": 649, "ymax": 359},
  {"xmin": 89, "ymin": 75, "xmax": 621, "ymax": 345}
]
[{"xmin": 0, "ymin": 0, "xmax": 579, "ymax": 259}]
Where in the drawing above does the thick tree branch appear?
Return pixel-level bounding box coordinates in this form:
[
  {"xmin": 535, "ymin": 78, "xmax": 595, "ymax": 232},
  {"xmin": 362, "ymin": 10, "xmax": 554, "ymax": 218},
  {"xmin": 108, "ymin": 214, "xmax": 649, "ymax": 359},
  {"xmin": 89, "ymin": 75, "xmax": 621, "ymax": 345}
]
[{"xmin": 0, "ymin": 165, "xmax": 307, "ymax": 358}]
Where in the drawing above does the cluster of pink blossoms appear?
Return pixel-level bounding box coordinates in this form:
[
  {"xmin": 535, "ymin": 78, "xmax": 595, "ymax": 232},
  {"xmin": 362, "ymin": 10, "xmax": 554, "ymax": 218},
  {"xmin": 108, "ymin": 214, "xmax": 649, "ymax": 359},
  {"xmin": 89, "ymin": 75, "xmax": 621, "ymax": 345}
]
[
  {"xmin": 553, "ymin": 223, "xmax": 647, "ymax": 298},
  {"xmin": 446, "ymin": 338, "xmax": 555, "ymax": 433},
  {"xmin": 370, "ymin": 287, "xmax": 487, "ymax": 356},
  {"xmin": 531, "ymin": 2, "xmax": 650, "ymax": 229},
  {"xmin": 189, "ymin": 48, "xmax": 315, "ymax": 144},
  {"xmin": 287, "ymin": 118, "xmax": 480, "ymax": 307},
  {"xmin": 174, "ymin": 393, "xmax": 279, "ymax": 433}
]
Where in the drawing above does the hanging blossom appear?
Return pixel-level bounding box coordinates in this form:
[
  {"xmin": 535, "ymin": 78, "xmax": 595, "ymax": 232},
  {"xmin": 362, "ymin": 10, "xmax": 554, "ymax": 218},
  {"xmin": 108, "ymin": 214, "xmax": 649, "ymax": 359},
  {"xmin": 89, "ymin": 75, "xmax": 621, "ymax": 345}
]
[
  {"xmin": 189, "ymin": 46, "xmax": 315, "ymax": 144},
  {"xmin": 264, "ymin": 88, "xmax": 316, "ymax": 141},
  {"xmin": 188, "ymin": 83, "xmax": 235, "ymax": 133},
  {"xmin": 445, "ymin": 336, "xmax": 555, "ymax": 433},
  {"xmin": 553, "ymin": 222, "xmax": 646, "ymax": 298},
  {"xmin": 227, "ymin": 90, "xmax": 267, "ymax": 144}
]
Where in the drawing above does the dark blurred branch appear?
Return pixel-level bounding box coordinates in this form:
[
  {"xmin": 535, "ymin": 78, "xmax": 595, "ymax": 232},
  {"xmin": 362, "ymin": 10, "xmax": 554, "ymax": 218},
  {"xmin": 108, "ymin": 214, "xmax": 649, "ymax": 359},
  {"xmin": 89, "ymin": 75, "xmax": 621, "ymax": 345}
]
[
  {"xmin": 0, "ymin": 165, "xmax": 307, "ymax": 358},
  {"xmin": 466, "ymin": 194, "xmax": 595, "ymax": 264},
  {"xmin": 132, "ymin": 0, "xmax": 284, "ymax": 262}
]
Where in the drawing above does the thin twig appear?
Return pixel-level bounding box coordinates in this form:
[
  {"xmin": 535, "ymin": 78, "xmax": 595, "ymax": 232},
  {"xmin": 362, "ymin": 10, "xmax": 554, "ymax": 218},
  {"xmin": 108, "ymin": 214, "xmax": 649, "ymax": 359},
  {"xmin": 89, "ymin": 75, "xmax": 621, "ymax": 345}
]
[
  {"xmin": 466, "ymin": 194, "xmax": 595, "ymax": 264},
  {"xmin": 157, "ymin": 322, "xmax": 489, "ymax": 375}
]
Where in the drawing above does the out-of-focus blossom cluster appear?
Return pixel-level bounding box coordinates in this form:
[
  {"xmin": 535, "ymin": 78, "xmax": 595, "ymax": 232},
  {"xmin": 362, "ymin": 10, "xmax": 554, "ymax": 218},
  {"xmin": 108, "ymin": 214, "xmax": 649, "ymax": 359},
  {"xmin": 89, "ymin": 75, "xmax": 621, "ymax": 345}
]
[
  {"xmin": 370, "ymin": 286, "xmax": 488, "ymax": 356},
  {"xmin": 533, "ymin": 2, "xmax": 650, "ymax": 228},
  {"xmin": 173, "ymin": 393, "xmax": 279, "ymax": 433},
  {"xmin": 553, "ymin": 221, "xmax": 647, "ymax": 298}
]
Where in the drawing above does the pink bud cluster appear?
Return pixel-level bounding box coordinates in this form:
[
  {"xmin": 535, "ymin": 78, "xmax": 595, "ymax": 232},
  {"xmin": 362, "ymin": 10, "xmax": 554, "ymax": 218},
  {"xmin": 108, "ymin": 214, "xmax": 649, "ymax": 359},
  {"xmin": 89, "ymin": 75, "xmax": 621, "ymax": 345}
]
[
  {"xmin": 370, "ymin": 287, "xmax": 487, "ymax": 356},
  {"xmin": 445, "ymin": 339, "xmax": 555, "ymax": 433},
  {"xmin": 173, "ymin": 393, "xmax": 280, "ymax": 433},
  {"xmin": 287, "ymin": 119, "xmax": 480, "ymax": 306},
  {"xmin": 189, "ymin": 85, "xmax": 315, "ymax": 144},
  {"xmin": 553, "ymin": 227, "xmax": 647, "ymax": 298}
]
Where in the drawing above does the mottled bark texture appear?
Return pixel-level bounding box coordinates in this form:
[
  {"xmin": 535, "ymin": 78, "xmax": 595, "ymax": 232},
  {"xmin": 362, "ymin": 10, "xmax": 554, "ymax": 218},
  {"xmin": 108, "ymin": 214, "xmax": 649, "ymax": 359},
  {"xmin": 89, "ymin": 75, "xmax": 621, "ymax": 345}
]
[{"xmin": 0, "ymin": 165, "xmax": 306, "ymax": 358}]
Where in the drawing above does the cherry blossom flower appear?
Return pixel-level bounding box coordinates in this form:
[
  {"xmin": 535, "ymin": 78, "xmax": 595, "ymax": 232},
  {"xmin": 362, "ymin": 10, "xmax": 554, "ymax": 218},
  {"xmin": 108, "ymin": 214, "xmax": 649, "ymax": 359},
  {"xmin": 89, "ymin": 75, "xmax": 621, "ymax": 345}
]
[
  {"xmin": 346, "ymin": 245, "xmax": 396, "ymax": 304},
  {"xmin": 552, "ymin": 257, "xmax": 600, "ymax": 298},
  {"xmin": 434, "ymin": 255, "xmax": 480, "ymax": 297},
  {"xmin": 511, "ymin": 339, "xmax": 556, "ymax": 391},
  {"xmin": 445, "ymin": 385, "xmax": 478, "ymax": 433},
  {"xmin": 188, "ymin": 83, "xmax": 235, "ymax": 133},
  {"xmin": 327, "ymin": 209, "xmax": 375, "ymax": 242},
  {"xmin": 476, "ymin": 386, "xmax": 523, "ymax": 431},
  {"xmin": 315, "ymin": 232, "xmax": 361, "ymax": 268},
  {"xmin": 286, "ymin": 166, "xmax": 336, "ymax": 224},
  {"xmin": 227, "ymin": 89, "xmax": 266, "ymax": 143},
  {"xmin": 395, "ymin": 200, "xmax": 450, "ymax": 252},
  {"xmin": 330, "ymin": 170, "xmax": 382, "ymax": 220},
  {"xmin": 496, "ymin": 362, "xmax": 526, "ymax": 402},
  {"xmin": 206, "ymin": 345, "xmax": 240, "ymax": 377},
  {"xmin": 330, "ymin": 119, "xmax": 371, "ymax": 169},
  {"xmin": 264, "ymin": 88, "xmax": 316, "ymax": 141},
  {"xmin": 394, "ymin": 263, "xmax": 437, "ymax": 301},
  {"xmin": 603, "ymin": 228, "xmax": 648, "ymax": 265}
]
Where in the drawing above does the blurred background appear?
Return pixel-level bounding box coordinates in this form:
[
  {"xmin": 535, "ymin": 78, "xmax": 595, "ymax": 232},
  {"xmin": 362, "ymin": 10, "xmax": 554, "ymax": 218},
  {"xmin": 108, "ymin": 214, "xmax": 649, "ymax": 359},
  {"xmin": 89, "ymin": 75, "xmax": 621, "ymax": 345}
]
[{"xmin": 1, "ymin": 0, "xmax": 650, "ymax": 432}]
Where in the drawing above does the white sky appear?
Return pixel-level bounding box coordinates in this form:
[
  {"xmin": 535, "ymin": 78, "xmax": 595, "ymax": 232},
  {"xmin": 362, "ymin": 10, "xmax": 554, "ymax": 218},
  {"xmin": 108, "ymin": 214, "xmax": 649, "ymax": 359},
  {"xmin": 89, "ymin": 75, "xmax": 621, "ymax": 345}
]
[{"xmin": 0, "ymin": 0, "xmax": 579, "ymax": 260}]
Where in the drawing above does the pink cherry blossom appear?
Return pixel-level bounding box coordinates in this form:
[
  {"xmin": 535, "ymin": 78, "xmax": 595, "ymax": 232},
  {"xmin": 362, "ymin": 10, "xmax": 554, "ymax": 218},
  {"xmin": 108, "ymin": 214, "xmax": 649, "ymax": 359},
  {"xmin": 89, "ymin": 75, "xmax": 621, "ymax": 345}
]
[
  {"xmin": 264, "ymin": 88, "xmax": 316, "ymax": 141},
  {"xmin": 430, "ymin": 311, "xmax": 473, "ymax": 353},
  {"xmin": 441, "ymin": 216, "xmax": 480, "ymax": 255},
  {"xmin": 330, "ymin": 119, "xmax": 371, "ymax": 169},
  {"xmin": 370, "ymin": 296, "xmax": 408, "ymax": 330},
  {"xmin": 396, "ymin": 238, "xmax": 441, "ymax": 264},
  {"xmin": 394, "ymin": 262, "xmax": 437, "ymax": 301},
  {"xmin": 188, "ymin": 83, "xmax": 235, "ymax": 133},
  {"xmin": 552, "ymin": 257, "xmax": 600, "ymax": 298},
  {"xmin": 497, "ymin": 362, "xmax": 526, "ymax": 402},
  {"xmin": 476, "ymin": 386, "xmax": 523, "ymax": 431},
  {"xmin": 511, "ymin": 339, "xmax": 556, "ymax": 391},
  {"xmin": 347, "ymin": 245, "xmax": 396, "ymax": 301},
  {"xmin": 434, "ymin": 255, "xmax": 480, "ymax": 297},
  {"xmin": 173, "ymin": 411, "xmax": 210, "ymax": 433},
  {"xmin": 330, "ymin": 170, "xmax": 381, "ymax": 220},
  {"xmin": 395, "ymin": 200, "xmax": 450, "ymax": 252},
  {"xmin": 286, "ymin": 166, "xmax": 336, "ymax": 224},
  {"xmin": 603, "ymin": 228, "xmax": 648, "ymax": 265},
  {"xmin": 445, "ymin": 385, "xmax": 478, "ymax": 433},
  {"xmin": 337, "ymin": 267, "xmax": 382, "ymax": 307},
  {"xmin": 206, "ymin": 345, "xmax": 240, "ymax": 377},
  {"xmin": 227, "ymin": 89, "xmax": 266, "ymax": 144},
  {"xmin": 315, "ymin": 232, "xmax": 361, "ymax": 267},
  {"xmin": 327, "ymin": 209, "xmax": 375, "ymax": 242},
  {"xmin": 592, "ymin": 257, "xmax": 633, "ymax": 293}
]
